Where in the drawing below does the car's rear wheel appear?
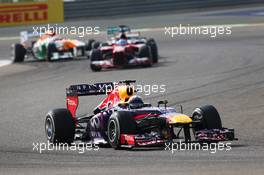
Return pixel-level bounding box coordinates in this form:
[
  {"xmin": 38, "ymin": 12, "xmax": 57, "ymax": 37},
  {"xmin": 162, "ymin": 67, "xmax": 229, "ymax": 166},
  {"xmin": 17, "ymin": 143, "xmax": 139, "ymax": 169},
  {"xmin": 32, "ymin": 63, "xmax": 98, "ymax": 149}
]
[
  {"xmin": 107, "ymin": 111, "xmax": 137, "ymax": 149},
  {"xmin": 86, "ymin": 39, "xmax": 95, "ymax": 51},
  {"xmin": 46, "ymin": 43, "xmax": 57, "ymax": 61},
  {"xmin": 45, "ymin": 108, "xmax": 75, "ymax": 144},
  {"xmin": 92, "ymin": 41, "xmax": 100, "ymax": 49},
  {"xmin": 90, "ymin": 49, "xmax": 102, "ymax": 71},
  {"xmin": 12, "ymin": 43, "xmax": 26, "ymax": 62},
  {"xmin": 192, "ymin": 105, "xmax": 222, "ymax": 132}
]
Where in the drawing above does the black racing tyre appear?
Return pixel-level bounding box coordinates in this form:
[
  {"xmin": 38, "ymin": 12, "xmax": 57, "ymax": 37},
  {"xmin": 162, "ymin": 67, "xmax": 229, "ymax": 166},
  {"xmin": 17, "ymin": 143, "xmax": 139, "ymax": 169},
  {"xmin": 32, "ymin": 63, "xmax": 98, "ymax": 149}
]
[
  {"xmin": 138, "ymin": 45, "xmax": 150, "ymax": 58},
  {"xmin": 138, "ymin": 45, "xmax": 152, "ymax": 67},
  {"xmin": 101, "ymin": 42, "xmax": 109, "ymax": 47},
  {"xmin": 46, "ymin": 43, "xmax": 57, "ymax": 61},
  {"xmin": 86, "ymin": 39, "xmax": 95, "ymax": 51},
  {"xmin": 107, "ymin": 111, "xmax": 137, "ymax": 149},
  {"xmin": 45, "ymin": 108, "xmax": 75, "ymax": 144},
  {"xmin": 147, "ymin": 38, "xmax": 158, "ymax": 63},
  {"xmin": 90, "ymin": 49, "xmax": 102, "ymax": 71},
  {"xmin": 192, "ymin": 105, "xmax": 222, "ymax": 132},
  {"xmin": 12, "ymin": 43, "xmax": 26, "ymax": 62},
  {"xmin": 92, "ymin": 41, "xmax": 100, "ymax": 49},
  {"xmin": 90, "ymin": 64, "xmax": 102, "ymax": 72},
  {"xmin": 78, "ymin": 47, "xmax": 85, "ymax": 57},
  {"xmin": 90, "ymin": 49, "xmax": 102, "ymax": 61}
]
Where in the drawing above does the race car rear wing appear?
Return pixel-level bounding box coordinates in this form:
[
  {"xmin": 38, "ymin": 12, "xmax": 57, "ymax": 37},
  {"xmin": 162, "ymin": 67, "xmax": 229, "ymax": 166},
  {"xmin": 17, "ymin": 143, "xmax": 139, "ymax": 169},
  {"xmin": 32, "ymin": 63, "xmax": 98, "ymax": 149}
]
[
  {"xmin": 66, "ymin": 82, "xmax": 114, "ymax": 97},
  {"xmin": 66, "ymin": 80, "xmax": 136, "ymax": 96},
  {"xmin": 66, "ymin": 82, "xmax": 114, "ymax": 117},
  {"xmin": 66, "ymin": 80, "xmax": 135, "ymax": 117},
  {"xmin": 20, "ymin": 31, "xmax": 39, "ymax": 44},
  {"xmin": 107, "ymin": 25, "xmax": 131, "ymax": 36}
]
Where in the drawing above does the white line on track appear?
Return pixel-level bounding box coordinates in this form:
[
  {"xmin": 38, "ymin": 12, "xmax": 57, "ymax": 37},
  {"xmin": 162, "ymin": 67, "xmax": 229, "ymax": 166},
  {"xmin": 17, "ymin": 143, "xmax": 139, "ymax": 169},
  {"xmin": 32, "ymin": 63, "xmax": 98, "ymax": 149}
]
[
  {"xmin": 0, "ymin": 59, "xmax": 12, "ymax": 67},
  {"xmin": 0, "ymin": 36, "xmax": 20, "ymax": 41}
]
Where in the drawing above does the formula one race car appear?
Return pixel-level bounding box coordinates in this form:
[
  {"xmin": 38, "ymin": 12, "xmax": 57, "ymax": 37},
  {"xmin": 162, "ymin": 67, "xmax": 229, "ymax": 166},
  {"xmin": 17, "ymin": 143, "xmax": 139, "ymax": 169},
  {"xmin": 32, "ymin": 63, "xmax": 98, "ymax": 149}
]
[
  {"xmin": 45, "ymin": 80, "xmax": 236, "ymax": 149},
  {"xmin": 11, "ymin": 30, "xmax": 87, "ymax": 62},
  {"xmin": 89, "ymin": 26, "xmax": 158, "ymax": 71},
  {"xmin": 106, "ymin": 25, "xmax": 158, "ymax": 63}
]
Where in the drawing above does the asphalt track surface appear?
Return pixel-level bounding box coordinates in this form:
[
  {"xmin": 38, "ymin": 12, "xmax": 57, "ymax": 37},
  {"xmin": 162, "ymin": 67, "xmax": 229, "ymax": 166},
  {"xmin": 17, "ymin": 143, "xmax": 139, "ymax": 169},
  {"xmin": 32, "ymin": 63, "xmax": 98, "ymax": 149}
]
[{"xmin": 0, "ymin": 7, "xmax": 264, "ymax": 175}]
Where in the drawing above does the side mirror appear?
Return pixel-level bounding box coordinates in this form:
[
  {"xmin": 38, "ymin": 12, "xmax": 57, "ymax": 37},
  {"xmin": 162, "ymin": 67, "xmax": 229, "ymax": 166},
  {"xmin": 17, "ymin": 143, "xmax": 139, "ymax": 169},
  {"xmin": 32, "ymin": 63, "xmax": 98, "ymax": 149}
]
[
  {"xmin": 175, "ymin": 104, "xmax": 183, "ymax": 113},
  {"xmin": 158, "ymin": 100, "xmax": 168, "ymax": 108}
]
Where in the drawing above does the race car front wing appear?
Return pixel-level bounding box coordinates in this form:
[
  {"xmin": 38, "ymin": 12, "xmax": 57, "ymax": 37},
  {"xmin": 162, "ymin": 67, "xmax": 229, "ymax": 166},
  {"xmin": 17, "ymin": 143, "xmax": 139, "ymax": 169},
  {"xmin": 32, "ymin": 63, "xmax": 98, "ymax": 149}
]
[{"xmin": 120, "ymin": 128, "xmax": 236, "ymax": 147}]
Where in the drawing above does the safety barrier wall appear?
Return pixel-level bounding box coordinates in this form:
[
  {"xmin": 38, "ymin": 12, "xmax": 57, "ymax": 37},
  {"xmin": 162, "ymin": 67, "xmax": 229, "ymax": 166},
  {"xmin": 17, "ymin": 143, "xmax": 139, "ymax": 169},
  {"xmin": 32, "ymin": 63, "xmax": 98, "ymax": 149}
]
[{"xmin": 64, "ymin": 0, "xmax": 264, "ymax": 19}]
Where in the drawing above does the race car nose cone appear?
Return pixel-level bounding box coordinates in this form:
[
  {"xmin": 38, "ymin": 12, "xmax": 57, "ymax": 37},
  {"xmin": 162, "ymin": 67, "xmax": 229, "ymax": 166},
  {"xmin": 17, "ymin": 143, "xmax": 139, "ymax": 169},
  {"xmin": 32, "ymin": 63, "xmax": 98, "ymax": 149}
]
[{"xmin": 167, "ymin": 114, "xmax": 192, "ymax": 124}]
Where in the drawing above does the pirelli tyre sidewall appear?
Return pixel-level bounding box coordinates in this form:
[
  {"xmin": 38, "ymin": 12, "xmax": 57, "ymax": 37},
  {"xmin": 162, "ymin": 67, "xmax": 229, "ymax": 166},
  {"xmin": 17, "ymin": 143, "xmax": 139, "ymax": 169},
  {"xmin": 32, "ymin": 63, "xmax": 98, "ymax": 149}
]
[
  {"xmin": 12, "ymin": 43, "xmax": 26, "ymax": 63},
  {"xmin": 107, "ymin": 111, "xmax": 137, "ymax": 149},
  {"xmin": 192, "ymin": 105, "xmax": 222, "ymax": 132},
  {"xmin": 45, "ymin": 108, "xmax": 75, "ymax": 144}
]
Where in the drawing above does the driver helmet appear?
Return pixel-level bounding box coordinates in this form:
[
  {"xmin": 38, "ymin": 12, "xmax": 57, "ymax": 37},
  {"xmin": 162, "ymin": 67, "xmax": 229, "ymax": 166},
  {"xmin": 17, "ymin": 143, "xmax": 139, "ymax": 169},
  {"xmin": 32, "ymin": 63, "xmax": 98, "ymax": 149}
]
[
  {"xmin": 44, "ymin": 29, "xmax": 56, "ymax": 37},
  {"xmin": 127, "ymin": 95, "xmax": 144, "ymax": 109},
  {"xmin": 117, "ymin": 38, "xmax": 127, "ymax": 46},
  {"xmin": 119, "ymin": 85, "xmax": 135, "ymax": 102}
]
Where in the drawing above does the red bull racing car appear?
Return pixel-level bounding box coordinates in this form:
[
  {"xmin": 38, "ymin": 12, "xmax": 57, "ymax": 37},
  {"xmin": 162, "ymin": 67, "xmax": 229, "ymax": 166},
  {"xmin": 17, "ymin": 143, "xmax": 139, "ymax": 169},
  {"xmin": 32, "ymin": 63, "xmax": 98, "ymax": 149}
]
[{"xmin": 45, "ymin": 80, "xmax": 236, "ymax": 149}]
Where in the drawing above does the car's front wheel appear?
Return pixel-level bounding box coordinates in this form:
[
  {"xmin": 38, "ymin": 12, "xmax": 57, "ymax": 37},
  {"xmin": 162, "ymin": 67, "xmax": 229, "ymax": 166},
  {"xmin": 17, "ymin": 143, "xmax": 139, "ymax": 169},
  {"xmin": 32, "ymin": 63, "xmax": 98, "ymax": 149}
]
[
  {"xmin": 12, "ymin": 43, "xmax": 26, "ymax": 63},
  {"xmin": 192, "ymin": 105, "xmax": 222, "ymax": 132},
  {"xmin": 138, "ymin": 45, "xmax": 152, "ymax": 67},
  {"xmin": 147, "ymin": 38, "xmax": 158, "ymax": 63},
  {"xmin": 90, "ymin": 49, "xmax": 102, "ymax": 71},
  {"xmin": 107, "ymin": 111, "xmax": 137, "ymax": 149}
]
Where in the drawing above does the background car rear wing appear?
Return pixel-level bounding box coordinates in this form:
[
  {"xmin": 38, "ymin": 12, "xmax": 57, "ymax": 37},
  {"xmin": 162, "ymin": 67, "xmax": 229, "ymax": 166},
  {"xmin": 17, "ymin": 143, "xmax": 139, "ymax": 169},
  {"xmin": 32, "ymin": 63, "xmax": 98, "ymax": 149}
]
[
  {"xmin": 20, "ymin": 31, "xmax": 39, "ymax": 44},
  {"xmin": 107, "ymin": 25, "xmax": 131, "ymax": 36}
]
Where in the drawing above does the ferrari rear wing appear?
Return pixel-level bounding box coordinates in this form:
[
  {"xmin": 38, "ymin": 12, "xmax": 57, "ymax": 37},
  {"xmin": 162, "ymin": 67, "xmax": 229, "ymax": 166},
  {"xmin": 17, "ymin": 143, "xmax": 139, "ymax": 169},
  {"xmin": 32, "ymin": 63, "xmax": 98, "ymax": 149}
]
[{"xmin": 107, "ymin": 25, "xmax": 131, "ymax": 36}]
